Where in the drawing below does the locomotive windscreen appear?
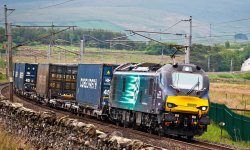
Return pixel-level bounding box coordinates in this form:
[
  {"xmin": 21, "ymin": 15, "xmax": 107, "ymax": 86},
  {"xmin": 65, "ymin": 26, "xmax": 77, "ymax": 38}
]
[{"xmin": 172, "ymin": 72, "xmax": 203, "ymax": 90}]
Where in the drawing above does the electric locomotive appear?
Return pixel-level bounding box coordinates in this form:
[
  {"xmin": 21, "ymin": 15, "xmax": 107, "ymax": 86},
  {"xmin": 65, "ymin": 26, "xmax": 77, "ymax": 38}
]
[{"xmin": 109, "ymin": 63, "xmax": 210, "ymax": 138}]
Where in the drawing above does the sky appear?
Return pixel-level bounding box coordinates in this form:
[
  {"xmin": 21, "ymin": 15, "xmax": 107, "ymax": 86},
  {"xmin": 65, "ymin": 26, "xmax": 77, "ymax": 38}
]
[{"xmin": 1, "ymin": 0, "xmax": 250, "ymax": 43}]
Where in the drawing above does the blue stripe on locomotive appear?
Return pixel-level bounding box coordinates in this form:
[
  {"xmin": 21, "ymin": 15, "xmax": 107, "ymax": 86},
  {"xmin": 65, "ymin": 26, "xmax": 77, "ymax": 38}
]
[{"xmin": 111, "ymin": 73, "xmax": 158, "ymax": 113}]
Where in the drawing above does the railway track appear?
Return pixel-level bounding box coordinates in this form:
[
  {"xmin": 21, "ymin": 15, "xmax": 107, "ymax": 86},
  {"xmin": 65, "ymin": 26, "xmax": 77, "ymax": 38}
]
[
  {"xmin": 0, "ymin": 83, "xmax": 241, "ymax": 150},
  {"xmin": 0, "ymin": 82, "xmax": 8, "ymax": 100}
]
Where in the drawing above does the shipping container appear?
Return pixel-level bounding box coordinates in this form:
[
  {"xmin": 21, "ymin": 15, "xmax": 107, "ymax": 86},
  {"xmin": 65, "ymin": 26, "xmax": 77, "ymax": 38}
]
[
  {"xmin": 36, "ymin": 64, "xmax": 49, "ymax": 97},
  {"xmin": 14, "ymin": 63, "xmax": 38, "ymax": 92},
  {"xmin": 76, "ymin": 64, "xmax": 117, "ymax": 108},
  {"xmin": 36, "ymin": 63, "xmax": 78, "ymax": 100}
]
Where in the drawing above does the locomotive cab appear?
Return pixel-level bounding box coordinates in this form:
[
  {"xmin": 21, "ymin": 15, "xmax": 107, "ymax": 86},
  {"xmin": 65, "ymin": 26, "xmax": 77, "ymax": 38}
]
[{"xmin": 160, "ymin": 64, "xmax": 210, "ymax": 137}]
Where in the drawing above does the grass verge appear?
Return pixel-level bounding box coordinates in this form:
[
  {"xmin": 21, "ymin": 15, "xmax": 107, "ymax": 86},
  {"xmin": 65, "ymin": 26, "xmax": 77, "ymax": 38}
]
[
  {"xmin": 196, "ymin": 123, "xmax": 250, "ymax": 149},
  {"xmin": 0, "ymin": 126, "xmax": 33, "ymax": 150},
  {"xmin": 0, "ymin": 72, "xmax": 7, "ymax": 83},
  {"xmin": 209, "ymin": 72, "xmax": 250, "ymax": 80}
]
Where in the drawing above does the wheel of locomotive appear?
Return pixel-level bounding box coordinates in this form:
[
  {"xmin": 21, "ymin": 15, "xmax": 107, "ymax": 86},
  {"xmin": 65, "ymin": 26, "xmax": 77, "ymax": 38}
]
[
  {"xmin": 100, "ymin": 115, "xmax": 106, "ymax": 121},
  {"xmin": 131, "ymin": 119, "xmax": 139, "ymax": 130},
  {"xmin": 147, "ymin": 127, "xmax": 154, "ymax": 134},
  {"xmin": 123, "ymin": 120, "xmax": 130, "ymax": 128},
  {"xmin": 187, "ymin": 135, "xmax": 194, "ymax": 140},
  {"xmin": 123, "ymin": 112, "xmax": 129, "ymax": 128},
  {"xmin": 129, "ymin": 112, "xmax": 136, "ymax": 129},
  {"xmin": 157, "ymin": 124, "xmax": 164, "ymax": 137},
  {"xmin": 94, "ymin": 113, "xmax": 99, "ymax": 120},
  {"xmin": 132, "ymin": 124, "xmax": 138, "ymax": 130},
  {"xmin": 177, "ymin": 135, "xmax": 182, "ymax": 139},
  {"xmin": 131, "ymin": 120, "xmax": 138, "ymax": 130},
  {"xmin": 79, "ymin": 112, "xmax": 85, "ymax": 117},
  {"xmin": 116, "ymin": 120, "xmax": 120, "ymax": 126}
]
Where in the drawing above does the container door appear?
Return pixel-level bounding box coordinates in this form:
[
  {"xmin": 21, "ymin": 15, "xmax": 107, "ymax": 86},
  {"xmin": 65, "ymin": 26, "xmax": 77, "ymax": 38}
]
[
  {"xmin": 36, "ymin": 64, "xmax": 50, "ymax": 98},
  {"xmin": 18, "ymin": 63, "xmax": 26, "ymax": 90},
  {"xmin": 24, "ymin": 64, "xmax": 38, "ymax": 92},
  {"xmin": 61, "ymin": 66, "xmax": 78, "ymax": 100},
  {"xmin": 14, "ymin": 63, "xmax": 20, "ymax": 89},
  {"xmin": 49, "ymin": 65, "xmax": 63, "ymax": 99},
  {"xmin": 101, "ymin": 65, "xmax": 115, "ymax": 107},
  {"xmin": 76, "ymin": 64, "xmax": 102, "ymax": 107}
]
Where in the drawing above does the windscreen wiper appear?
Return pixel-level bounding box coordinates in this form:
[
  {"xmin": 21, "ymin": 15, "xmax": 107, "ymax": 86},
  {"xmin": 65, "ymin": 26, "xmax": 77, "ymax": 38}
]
[
  {"xmin": 186, "ymin": 79, "xmax": 200, "ymax": 95},
  {"xmin": 170, "ymin": 84, "xmax": 185, "ymax": 95}
]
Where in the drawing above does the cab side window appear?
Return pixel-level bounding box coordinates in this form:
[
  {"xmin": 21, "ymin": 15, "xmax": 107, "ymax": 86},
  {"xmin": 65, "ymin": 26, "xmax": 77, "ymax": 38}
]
[
  {"xmin": 122, "ymin": 78, "xmax": 126, "ymax": 92},
  {"xmin": 160, "ymin": 73, "xmax": 164, "ymax": 85},
  {"xmin": 148, "ymin": 78, "xmax": 154, "ymax": 95}
]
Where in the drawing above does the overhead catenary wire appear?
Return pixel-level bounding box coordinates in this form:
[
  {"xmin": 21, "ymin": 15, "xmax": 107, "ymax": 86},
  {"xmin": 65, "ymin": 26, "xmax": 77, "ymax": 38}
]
[
  {"xmin": 54, "ymin": 45, "xmax": 79, "ymax": 55},
  {"xmin": 13, "ymin": 25, "xmax": 77, "ymax": 28},
  {"xmin": 38, "ymin": 0, "xmax": 75, "ymax": 9},
  {"xmin": 127, "ymin": 30, "xmax": 186, "ymax": 48},
  {"xmin": 111, "ymin": 33, "xmax": 135, "ymax": 40},
  {"xmin": 127, "ymin": 30, "xmax": 187, "ymax": 60},
  {"xmin": 0, "ymin": 9, "xmax": 15, "ymax": 22},
  {"xmin": 12, "ymin": 27, "xmax": 73, "ymax": 49},
  {"xmin": 162, "ymin": 31, "xmax": 250, "ymax": 43},
  {"xmin": 129, "ymin": 30, "xmax": 186, "ymax": 36},
  {"xmin": 162, "ymin": 20, "xmax": 182, "ymax": 32},
  {"xmin": 214, "ymin": 17, "xmax": 250, "ymax": 26},
  {"xmin": 145, "ymin": 17, "xmax": 191, "ymax": 49},
  {"xmin": 190, "ymin": 17, "xmax": 250, "ymax": 28},
  {"xmin": 55, "ymin": 39, "xmax": 81, "ymax": 46},
  {"xmin": 85, "ymin": 35, "xmax": 108, "ymax": 44}
]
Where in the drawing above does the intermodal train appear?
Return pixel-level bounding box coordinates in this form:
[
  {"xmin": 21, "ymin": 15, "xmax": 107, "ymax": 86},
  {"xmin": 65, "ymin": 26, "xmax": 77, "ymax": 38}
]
[{"xmin": 13, "ymin": 62, "xmax": 210, "ymax": 139}]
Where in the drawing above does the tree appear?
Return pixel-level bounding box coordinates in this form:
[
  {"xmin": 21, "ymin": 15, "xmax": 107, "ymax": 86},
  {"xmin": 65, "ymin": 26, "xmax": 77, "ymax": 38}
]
[
  {"xmin": 225, "ymin": 41, "xmax": 230, "ymax": 48},
  {"xmin": 145, "ymin": 41, "xmax": 178, "ymax": 55}
]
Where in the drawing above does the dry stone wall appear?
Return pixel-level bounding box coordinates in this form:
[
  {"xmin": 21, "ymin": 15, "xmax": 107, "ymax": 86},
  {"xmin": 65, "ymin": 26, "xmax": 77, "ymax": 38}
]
[{"xmin": 0, "ymin": 100, "xmax": 164, "ymax": 150}]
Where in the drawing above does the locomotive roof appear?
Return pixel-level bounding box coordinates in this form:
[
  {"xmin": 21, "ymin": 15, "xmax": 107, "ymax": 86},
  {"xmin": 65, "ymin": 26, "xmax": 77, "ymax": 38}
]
[
  {"xmin": 160, "ymin": 63, "xmax": 206, "ymax": 75},
  {"xmin": 115, "ymin": 63, "xmax": 162, "ymax": 72},
  {"xmin": 115, "ymin": 63, "xmax": 206, "ymax": 75}
]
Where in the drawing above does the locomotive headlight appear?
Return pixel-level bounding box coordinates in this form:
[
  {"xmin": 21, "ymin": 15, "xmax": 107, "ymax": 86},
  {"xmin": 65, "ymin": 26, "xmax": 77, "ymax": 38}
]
[
  {"xmin": 197, "ymin": 106, "xmax": 207, "ymax": 111},
  {"xmin": 167, "ymin": 103, "xmax": 173, "ymax": 108},
  {"xmin": 167, "ymin": 103, "xmax": 177, "ymax": 108},
  {"xmin": 182, "ymin": 66, "xmax": 193, "ymax": 72},
  {"xmin": 201, "ymin": 106, "xmax": 207, "ymax": 111}
]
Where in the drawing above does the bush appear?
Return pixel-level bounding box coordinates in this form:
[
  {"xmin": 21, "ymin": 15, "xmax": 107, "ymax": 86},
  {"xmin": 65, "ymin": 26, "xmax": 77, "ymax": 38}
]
[{"xmin": 0, "ymin": 58, "xmax": 5, "ymax": 68}]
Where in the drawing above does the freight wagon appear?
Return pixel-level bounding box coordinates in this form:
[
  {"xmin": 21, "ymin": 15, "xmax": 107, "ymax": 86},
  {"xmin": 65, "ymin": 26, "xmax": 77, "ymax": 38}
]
[
  {"xmin": 13, "ymin": 63, "xmax": 38, "ymax": 96},
  {"xmin": 36, "ymin": 63, "xmax": 78, "ymax": 101},
  {"xmin": 75, "ymin": 64, "xmax": 118, "ymax": 117}
]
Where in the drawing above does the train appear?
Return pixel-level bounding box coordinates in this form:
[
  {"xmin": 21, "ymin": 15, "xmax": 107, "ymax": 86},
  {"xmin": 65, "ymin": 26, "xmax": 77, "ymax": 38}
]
[{"xmin": 13, "ymin": 62, "xmax": 210, "ymax": 139}]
